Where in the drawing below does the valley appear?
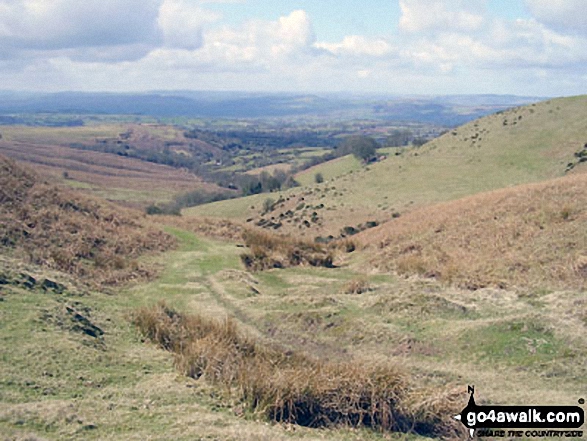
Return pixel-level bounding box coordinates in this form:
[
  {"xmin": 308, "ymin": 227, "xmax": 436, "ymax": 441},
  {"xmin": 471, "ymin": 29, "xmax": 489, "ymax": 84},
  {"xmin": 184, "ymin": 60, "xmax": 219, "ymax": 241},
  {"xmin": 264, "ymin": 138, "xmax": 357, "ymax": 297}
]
[{"xmin": 1, "ymin": 94, "xmax": 586, "ymax": 440}]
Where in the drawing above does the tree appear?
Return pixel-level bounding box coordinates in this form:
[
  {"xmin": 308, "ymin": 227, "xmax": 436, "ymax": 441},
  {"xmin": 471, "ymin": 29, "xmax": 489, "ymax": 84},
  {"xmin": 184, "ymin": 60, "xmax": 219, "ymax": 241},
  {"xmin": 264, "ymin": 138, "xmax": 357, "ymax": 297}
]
[
  {"xmin": 385, "ymin": 129, "xmax": 412, "ymax": 147},
  {"xmin": 338, "ymin": 136, "xmax": 379, "ymax": 163},
  {"xmin": 314, "ymin": 172, "xmax": 324, "ymax": 183},
  {"xmin": 412, "ymin": 137, "xmax": 428, "ymax": 147}
]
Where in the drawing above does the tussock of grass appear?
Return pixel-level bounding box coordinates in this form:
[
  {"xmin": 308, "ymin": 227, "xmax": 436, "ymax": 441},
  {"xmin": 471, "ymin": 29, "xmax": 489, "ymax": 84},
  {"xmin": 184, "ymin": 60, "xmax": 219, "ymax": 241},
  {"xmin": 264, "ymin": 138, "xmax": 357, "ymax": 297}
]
[
  {"xmin": 0, "ymin": 155, "xmax": 175, "ymax": 286},
  {"xmin": 343, "ymin": 278, "xmax": 372, "ymax": 294},
  {"xmin": 133, "ymin": 303, "xmax": 463, "ymax": 437},
  {"xmin": 240, "ymin": 229, "xmax": 334, "ymax": 271},
  {"xmin": 361, "ymin": 173, "xmax": 587, "ymax": 290},
  {"xmin": 157, "ymin": 215, "xmax": 245, "ymax": 241}
]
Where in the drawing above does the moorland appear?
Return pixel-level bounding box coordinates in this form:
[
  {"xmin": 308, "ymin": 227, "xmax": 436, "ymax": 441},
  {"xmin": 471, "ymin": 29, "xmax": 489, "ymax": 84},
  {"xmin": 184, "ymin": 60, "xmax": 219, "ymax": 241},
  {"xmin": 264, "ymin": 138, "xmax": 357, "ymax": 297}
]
[{"xmin": 0, "ymin": 92, "xmax": 585, "ymax": 441}]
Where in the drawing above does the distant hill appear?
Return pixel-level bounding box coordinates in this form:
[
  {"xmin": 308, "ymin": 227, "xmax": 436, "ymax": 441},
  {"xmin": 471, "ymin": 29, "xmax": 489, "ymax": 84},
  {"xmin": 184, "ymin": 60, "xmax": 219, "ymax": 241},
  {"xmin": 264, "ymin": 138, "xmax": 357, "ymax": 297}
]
[
  {"xmin": 0, "ymin": 123, "xmax": 228, "ymax": 208},
  {"xmin": 0, "ymin": 155, "xmax": 175, "ymax": 286},
  {"xmin": 0, "ymin": 91, "xmax": 539, "ymax": 124},
  {"xmin": 189, "ymin": 95, "xmax": 587, "ymax": 238}
]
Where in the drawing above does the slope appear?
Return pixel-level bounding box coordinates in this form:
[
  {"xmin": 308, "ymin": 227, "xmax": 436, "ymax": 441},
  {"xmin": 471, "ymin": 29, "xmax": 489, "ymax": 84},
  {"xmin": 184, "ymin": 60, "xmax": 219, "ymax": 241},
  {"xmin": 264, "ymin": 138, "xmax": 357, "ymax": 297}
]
[
  {"xmin": 188, "ymin": 95, "xmax": 587, "ymax": 238},
  {"xmin": 0, "ymin": 123, "xmax": 225, "ymax": 207},
  {"xmin": 358, "ymin": 172, "xmax": 587, "ymax": 291},
  {"xmin": 0, "ymin": 154, "xmax": 175, "ymax": 286}
]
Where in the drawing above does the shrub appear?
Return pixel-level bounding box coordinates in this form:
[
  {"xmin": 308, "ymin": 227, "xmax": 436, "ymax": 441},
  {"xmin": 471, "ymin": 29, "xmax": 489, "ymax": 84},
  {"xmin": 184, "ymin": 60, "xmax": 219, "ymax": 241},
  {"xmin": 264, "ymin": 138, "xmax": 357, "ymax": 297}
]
[
  {"xmin": 314, "ymin": 172, "xmax": 324, "ymax": 183},
  {"xmin": 341, "ymin": 226, "xmax": 358, "ymax": 236},
  {"xmin": 145, "ymin": 203, "xmax": 181, "ymax": 216},
  {"xmin": 262, "ymin": 198, "xmax": 275, "ymax": 215},
  {"xmin": 240, "ymin": 230, "xmax": 334, "ymax": 271},
  {"xmin": 133, "ymin": 303, "xmax": 462, "ymax": 437},
  {"xmin": 343, "ymin": 278, "xmax": 371, "ymax": 294}
]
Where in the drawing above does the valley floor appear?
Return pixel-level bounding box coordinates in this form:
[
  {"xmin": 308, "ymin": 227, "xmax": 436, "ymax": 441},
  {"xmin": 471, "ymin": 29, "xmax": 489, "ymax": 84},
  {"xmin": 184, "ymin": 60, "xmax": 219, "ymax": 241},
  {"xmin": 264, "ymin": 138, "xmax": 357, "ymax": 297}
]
[{"xmin": 2, "ymin": 227, "xmax": 585, "ymax": 440}]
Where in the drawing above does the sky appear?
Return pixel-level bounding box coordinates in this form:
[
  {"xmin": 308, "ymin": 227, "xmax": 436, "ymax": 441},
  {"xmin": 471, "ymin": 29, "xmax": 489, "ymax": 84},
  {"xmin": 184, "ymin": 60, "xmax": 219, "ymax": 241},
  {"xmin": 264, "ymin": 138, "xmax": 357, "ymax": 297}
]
[{"xmin": 0, "ymin": 0, "xmax": 586, "ymax": 96}]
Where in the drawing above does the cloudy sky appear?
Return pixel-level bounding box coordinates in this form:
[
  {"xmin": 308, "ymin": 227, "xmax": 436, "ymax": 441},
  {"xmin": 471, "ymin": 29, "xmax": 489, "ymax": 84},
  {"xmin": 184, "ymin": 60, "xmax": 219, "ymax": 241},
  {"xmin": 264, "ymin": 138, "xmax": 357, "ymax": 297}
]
[{"xmin": 0, "ymin": 0, "xmax": 585, "ymax": 96}]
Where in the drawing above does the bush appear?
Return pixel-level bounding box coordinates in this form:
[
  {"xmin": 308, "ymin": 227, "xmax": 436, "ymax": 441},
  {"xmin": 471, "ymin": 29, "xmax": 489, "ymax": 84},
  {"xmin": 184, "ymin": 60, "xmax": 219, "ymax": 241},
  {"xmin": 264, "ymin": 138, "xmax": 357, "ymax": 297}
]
[
  {"xmin": 341, "ymin": 226, "xmax": 359, "ymax": 236},
  {"xmin": 343, "ymin": 278, "xmax": 371, "ymax": 294},
  {"xmin": 262, "ymin": 198, "xmax": 275, "ymax": 215},
  {"xmin": 240, "ymin": 230, "xmax": 334, "ymax": 271},
  {"xmin": 174, "ymin": 189, "xmax": 236, "ymax": 209},
  {"xmin": 145, "ymin": 203, "xmax": 181, "ymax": 216},
  {"xmin": 314, "ymin": 172, "xmax": 324, "ymax": 183}
]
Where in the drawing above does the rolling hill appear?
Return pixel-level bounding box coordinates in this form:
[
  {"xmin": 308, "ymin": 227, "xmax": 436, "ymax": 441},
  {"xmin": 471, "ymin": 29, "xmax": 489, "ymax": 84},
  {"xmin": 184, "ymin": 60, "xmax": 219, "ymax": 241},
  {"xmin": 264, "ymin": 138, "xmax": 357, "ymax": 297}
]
[
  {"xmin": 188, "ymin": 95, "xmax": 587, "ymax": 238},
  {"xmin": 0, "ymin": 124, "xmax": 227, "ymax": 207}
]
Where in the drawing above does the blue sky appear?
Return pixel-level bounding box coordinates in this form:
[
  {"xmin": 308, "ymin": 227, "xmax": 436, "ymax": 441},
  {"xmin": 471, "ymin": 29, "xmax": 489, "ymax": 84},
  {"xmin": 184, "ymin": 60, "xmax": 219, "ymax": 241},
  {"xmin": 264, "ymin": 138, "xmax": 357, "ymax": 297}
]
[
  {"xmin": 205, "ymin": 0, "xmax": 400, "ymax": 42},
  {"xmin": 205, "ymin": 0, "xmax": 533, "ymax": 41},
  {"xmin": 0, "ymin": 0, "xmax": 585, "ymax": 96}
]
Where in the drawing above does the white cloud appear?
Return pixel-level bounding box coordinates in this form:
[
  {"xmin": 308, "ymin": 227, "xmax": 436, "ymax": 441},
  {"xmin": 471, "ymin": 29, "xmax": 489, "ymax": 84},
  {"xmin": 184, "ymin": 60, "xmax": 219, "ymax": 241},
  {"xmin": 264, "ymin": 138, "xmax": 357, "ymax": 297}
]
[
  {"xmin": 525, "ymin": 0, "xmax": 587, "ymax": 34},
  {"xmin": 399, "ymin": 0, "xmax": 485, "ymax": 33},
  {"xmin": 158, "ymin": 0, "xmax": 221, "ymax": 50},
  {"xmin": 0, "ymin": 2, "xmax": 586, "ymax": 96},
  {"xmin": 191, "ymin": 9, "xmax": 316, "ymax": 68},
  {"xmin": 0, "ymin": 0, "xmax": 161, "ymax": 50},
  {"xmin": 316, "ymin": 35, "xmax": 395, "ymax": 57}
]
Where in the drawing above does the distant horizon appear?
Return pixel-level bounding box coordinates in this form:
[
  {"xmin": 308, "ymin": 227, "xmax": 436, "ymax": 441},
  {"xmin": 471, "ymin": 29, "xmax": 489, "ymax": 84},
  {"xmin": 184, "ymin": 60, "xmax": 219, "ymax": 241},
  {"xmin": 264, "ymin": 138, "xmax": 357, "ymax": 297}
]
[{"xmin": 0, "ymin": 89, "xmax": 553, "ymax": 99}]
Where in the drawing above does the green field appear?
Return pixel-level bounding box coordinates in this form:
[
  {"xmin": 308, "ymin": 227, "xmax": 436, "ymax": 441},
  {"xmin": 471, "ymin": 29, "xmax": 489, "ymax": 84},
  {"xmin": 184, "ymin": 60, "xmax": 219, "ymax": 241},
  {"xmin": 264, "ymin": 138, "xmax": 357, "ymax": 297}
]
[{"xmin": 294, "ymin": 154, "xmax": 362, "ymax": 186}]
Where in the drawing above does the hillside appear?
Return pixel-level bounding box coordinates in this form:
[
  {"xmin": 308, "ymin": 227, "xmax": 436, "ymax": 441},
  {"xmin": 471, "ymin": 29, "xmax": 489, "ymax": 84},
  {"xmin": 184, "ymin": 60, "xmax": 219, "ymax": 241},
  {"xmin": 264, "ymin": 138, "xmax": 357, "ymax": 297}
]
[
  {"xmin": 0, "ymin": 124, "xmax": 227, "ymax": 207},
  {"xmin": 189, "ymin": 95, "xmax": 587, "ymax": 238},
  {"xmin": 0, "ymin": 155, "xmax": 175, "ymax": 286},
  {"xmin": 358, "ymin": 172, "xmax": 587, "ymax": 291},
  {"xmin": 3, "ymin": 93, "xmax": 587, "ymax": 439}
]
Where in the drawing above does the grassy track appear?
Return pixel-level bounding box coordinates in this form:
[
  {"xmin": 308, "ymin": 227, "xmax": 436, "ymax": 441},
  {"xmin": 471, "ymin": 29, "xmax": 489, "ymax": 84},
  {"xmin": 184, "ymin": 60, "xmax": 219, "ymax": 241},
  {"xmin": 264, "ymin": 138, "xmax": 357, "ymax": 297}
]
[{"xmin": 0, "ymin": 231, "xmax": 417, "ymax": 440}]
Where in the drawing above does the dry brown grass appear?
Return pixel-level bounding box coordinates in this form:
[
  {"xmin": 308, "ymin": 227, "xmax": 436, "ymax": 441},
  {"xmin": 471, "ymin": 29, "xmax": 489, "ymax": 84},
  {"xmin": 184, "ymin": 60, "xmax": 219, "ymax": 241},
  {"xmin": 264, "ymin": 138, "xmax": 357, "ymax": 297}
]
[
  {"xmin": 359, "ymin": 173, "xmax": 587, "ymax": 290},
  {"xmin": 343, "ymin": 278, "xmax": 372, "ymax": 294},
  {"xmin": 159, "ymin": 215, "xmax": 246, "ymax": 241},
  {"xmin": 133, "ymin": 302, "xmax": 463, "ymax": 438},
  {"xmin": 0, "ymin": 133, "xmax": 223, "ymax": 208},
  {"xmin": 240, "ymin": 229, "xmax": 334, "ymax": 271},
  {"xmin": 0, "ymin": 155, "xmax": 176, "ymax": 286}
]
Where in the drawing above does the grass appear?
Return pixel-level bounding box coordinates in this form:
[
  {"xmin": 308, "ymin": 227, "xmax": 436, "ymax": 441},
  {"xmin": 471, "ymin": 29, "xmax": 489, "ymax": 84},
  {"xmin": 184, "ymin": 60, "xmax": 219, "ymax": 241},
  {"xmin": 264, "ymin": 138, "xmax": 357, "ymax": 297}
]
[
  {"xmin": 190, "ymin": 95, "xmax": 587, "ymax": 238},
  {"xmin": 3, "ymin": 219, "xmax": 586, "ymax": 439},
  {"xmin": 0, "ymin": 155, "xmax": 176, "ymax": 287},
  {"xmin": 1, "ymin": 226, "xmax": 447, "ymax": 441},
  {"xmin": 361, "ymin": 172, "xmax": 587, "ymax": 291},
  {"xmin": 184, "ymin": 192, "xmax": 268, "ymax": 219},
  {"xmin": 294, "ymin": 154, "xmax": 362, "ymax": 186},
  {"xmin": 132, "ymin": 302, "xmax": 462, "ymax": 437}
]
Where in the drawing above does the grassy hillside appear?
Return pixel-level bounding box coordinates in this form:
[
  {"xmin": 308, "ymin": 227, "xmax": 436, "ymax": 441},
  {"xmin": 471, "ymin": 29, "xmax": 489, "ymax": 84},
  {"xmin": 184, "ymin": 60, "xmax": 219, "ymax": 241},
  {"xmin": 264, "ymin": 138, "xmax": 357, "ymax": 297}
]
[
  {"xmin": 189, "ymin": 95, "xmax": 587, "ymax": 237},
  {"xmin": 0, "ymin": 124, "xmax": 224, "ymax": 207},
  {"xmin": 0, "ymin": 155, "xmax": 175, "ymax": 286},
  {"xmin": 358, "ymin": 172, "xmax": 587, "ymax": 291},
  {"xmin": 1, "ymin": 224, "xmax": 463, "ymax": 440},
  {"xmin": 294, "ymin": 154, "xmax": 362, "ymax": 186}
]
